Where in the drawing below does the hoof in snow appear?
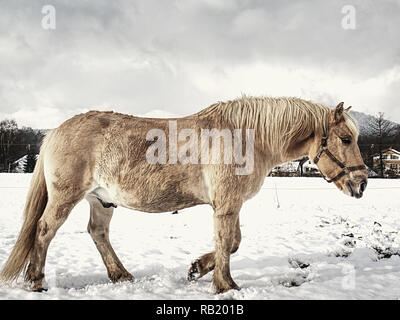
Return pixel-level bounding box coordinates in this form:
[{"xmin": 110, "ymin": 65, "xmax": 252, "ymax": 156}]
[
  {"xmin": 187, "ymin": 260, "xmax": 200, "ymax": 281},
  {"xmin": 110, "ymin": 272, "xmax": 134, "ymax": 283},
  {"xmin": 214, "ymin": 281, "xmax": 241, "ymax": 294}
]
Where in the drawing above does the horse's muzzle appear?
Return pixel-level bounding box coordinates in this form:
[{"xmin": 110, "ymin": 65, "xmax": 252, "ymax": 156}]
[{"xmin": 346, "ymin": 177, "xmax": 368, "ymax": 199}]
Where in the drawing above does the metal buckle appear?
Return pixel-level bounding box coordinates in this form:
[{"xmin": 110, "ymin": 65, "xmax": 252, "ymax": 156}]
[{"xmin": 321, "ymin": 134, "xmax": 328, "ymax": 147}]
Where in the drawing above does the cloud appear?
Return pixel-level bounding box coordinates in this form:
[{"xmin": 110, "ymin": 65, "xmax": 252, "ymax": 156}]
[{"xmin": 0, "ymin": 0, "xmax": 399, "ymax": 128}]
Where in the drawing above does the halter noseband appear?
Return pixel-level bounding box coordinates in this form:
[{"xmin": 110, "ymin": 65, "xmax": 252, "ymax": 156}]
[{"xmin": 313, "ymin": 132, "xmax": 366, "ymax": 183}]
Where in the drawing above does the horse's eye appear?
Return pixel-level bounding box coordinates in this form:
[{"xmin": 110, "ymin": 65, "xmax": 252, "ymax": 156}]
[{"xmin": 341, "ymin": 137, "xmax": 352, "ymax": 145}]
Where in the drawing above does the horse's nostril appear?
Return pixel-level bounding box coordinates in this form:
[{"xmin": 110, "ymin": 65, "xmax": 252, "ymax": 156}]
[{"xmin": 360, "ymin": 182, "xmax": 367, "ymax": 193}]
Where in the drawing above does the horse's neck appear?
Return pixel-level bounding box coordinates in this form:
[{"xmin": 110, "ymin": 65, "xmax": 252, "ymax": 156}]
[
  {"xmin": 259, "ymin": 128, "xmax": 313, "ymax": 171},
  {"xmin": 279, "ymin": 134, "xmax": 313, "ymax": 165}
]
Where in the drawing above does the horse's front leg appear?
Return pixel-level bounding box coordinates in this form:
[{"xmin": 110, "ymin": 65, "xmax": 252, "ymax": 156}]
[
  {"xmin": 212, "ymin": 203, "xmax": 242, "ymax": 293},
  {"xmin": 188, "ymin": 215, "xmax": 241, "ymax": 281}
]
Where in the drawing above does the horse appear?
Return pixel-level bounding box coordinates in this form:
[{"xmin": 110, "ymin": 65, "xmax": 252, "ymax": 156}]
[{"xmin": 0, "ymin": 96, "xmax": 368, "ymax": 293}]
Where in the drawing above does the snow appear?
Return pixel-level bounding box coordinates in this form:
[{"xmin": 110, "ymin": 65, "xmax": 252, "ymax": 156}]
[{"xmin": 0, "ymin": 174, "xmax": 400, "ymax": 300}]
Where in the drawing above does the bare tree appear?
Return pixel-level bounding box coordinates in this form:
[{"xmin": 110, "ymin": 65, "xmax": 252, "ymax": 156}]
[
  {"xmin": 369, "ymin": 112, "xmax": 398, "ymax": 177},
  {"xmin": 24, "ymin": 144, "xmax": 37, "ymax": 173},
  {"xmin": 0, "ymin": 119, "xmax": 18, "ymax": 172},
  {"xmin": 298, "ymin": 157, "xmax": 309, "ymax": 177}
]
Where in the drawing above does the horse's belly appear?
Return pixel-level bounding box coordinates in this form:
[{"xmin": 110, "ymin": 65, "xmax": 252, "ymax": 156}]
[
  {"xmin": 104, "ymin": 181, "xmax": 207, "ymax": 213},
  {"xmin": 119, "ymin": 190, "xmax": 205, "ymax": 213}
]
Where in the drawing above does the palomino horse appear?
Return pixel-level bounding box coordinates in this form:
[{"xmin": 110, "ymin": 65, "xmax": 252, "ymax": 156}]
[{"xmin": 0, "ymin": 96, "xmax": 367, "ymax": 293}]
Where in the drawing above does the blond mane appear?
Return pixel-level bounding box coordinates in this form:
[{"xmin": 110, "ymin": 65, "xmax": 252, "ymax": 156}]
[{"xmin": 199, "ymin": 95, "xmax": 359, "ymax": 156}]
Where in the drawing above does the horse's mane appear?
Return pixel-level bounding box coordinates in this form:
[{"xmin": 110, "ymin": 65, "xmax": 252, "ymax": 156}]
[{"xmin": 198, "ymin": 95, "xmax": 359, "ymax": 155}]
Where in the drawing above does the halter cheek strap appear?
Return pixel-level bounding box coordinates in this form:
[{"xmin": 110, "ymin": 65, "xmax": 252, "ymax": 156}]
[{"xmin": 313, "ymin": 133, "xmax": 366, "ymax": 183}]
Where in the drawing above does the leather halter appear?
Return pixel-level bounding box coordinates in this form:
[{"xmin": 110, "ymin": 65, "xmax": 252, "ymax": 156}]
[{"xmin": 313, "ymin": 133, "xmax": 366, "ymax": 183}]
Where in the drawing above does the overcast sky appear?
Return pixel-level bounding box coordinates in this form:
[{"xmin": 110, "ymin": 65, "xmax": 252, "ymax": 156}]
[{"xmin": 0, "ymin": 0, "xmax": 399, "ymax": 129}]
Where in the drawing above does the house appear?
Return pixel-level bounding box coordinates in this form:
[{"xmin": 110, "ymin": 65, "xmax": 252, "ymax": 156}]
[
  {"xmin": 11, "ymin": 154, "xmax": 39, "ymax": 173},
  {"xmin": 270, "ymin": 158, "xmax": 321, "ymax": 177},
  {"xmin": 12, "ymin": 155, "xmax": 28, "ymax": 173},
  {"xmin": 372, "ymin": 148, "xmax": 400, "ymax": 176},
  {"xmin": 270, "ymin": 161, "xmax": 300, "ymax": 177}
]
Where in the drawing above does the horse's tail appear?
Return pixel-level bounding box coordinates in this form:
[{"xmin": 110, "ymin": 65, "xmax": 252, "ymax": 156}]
[{"xmin": 0, "ymin": 152, "xmax": 48, "ymax": 283}]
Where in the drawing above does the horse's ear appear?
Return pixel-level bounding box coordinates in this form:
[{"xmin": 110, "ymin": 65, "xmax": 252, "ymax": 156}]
[
  {"xmin": 345, "ymin": 106, "xmax": 352, "ymax": 112},
  {"xmin": 330, "ymin": 102, "xmax": 345, "ymax": 124}
]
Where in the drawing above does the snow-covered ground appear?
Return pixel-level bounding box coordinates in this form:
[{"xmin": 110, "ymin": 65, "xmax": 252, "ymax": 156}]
[{"xmin": 0, "ymin": 174, "xmax": 399, "ymax": 300}]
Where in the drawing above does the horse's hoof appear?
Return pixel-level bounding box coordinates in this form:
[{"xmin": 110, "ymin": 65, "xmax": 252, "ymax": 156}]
[
  {"xmin": 215, "ymin": 287, "xmax": 240, "ymax": 294},
  {"xmin": 110, "ymin": 271, "xmax": 134, "ymax": 283},
  {"xmin": 213, "ymin": 279, "xmax": 241, "ymax": 294},
  {"xmin": 215, "ymin": 285, "xmax": 241, "ymax": 294},
  {"xmin": 30, "ymin": 280, "xmax": 48, "ymax": 292},
  {"xmin": 187, "ymin": 260, "xmax": 200, "ymax": 281}
]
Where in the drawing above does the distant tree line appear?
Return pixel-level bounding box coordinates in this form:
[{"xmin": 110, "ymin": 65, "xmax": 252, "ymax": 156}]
[
  {"xmin": 1, "ymin": 112, "xmax": 399, "ymax": 176},
  {"xmin": 0, "ymin": 119, "xmax": 45, "ymax": 173}
]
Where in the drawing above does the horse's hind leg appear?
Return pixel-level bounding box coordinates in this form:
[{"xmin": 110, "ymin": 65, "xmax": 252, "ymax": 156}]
[
  {"xmin": 188, "ymin": 214, "xmax": 241, "ymax": 285},
  {"xmin": 25, "ymin": 196, "xmax": 80, "ymax": 291},
  {"xmin": 86, "ymin": 195, "xmax": 133, "ymax": 283}
]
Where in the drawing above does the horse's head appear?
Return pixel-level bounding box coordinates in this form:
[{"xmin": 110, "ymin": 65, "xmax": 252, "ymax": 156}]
[{"xmin": 309, "ymin": 102, "xmax": 368, "ymax": 198}]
